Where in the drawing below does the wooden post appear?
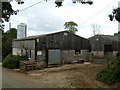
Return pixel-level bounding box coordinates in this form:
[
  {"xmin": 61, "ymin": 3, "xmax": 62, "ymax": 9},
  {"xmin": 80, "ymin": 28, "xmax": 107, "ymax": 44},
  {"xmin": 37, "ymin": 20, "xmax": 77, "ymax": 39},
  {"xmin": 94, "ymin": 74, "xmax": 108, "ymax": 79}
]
[
  {"xmin": 107, "ymin": 55, "xmax": 109, "ymax": 69},
  {"xmin": 91, "ymin": 53, "xmax": 94, "ymax": 63}
]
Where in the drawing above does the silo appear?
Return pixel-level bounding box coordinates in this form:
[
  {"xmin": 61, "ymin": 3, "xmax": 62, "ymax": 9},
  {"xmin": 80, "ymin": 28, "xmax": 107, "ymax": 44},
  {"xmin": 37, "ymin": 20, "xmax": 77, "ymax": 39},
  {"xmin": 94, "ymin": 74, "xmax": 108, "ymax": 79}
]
[{"xmin": 17, "ymin": 23, "xmax": 27, "ymax": 39}]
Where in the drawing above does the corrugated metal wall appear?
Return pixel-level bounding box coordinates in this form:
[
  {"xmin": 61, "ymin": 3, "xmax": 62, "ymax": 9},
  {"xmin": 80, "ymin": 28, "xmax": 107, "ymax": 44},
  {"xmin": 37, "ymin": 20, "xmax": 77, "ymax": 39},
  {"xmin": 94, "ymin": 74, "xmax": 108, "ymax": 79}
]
[
  {"xmin": 13, "ymin": 40, "xmax": 35, "ymax": 50},
  {"xmin": 89, "ymin": 35, "xmax": 119, "ymax": 51}
]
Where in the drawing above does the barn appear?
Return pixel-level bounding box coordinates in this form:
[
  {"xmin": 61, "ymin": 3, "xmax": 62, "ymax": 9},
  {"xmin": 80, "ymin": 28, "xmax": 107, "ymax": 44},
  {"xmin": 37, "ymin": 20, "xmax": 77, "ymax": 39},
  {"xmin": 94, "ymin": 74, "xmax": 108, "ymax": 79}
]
[
  {"xmin": 12, "ymin": 31, "xmax": 89, "ymax": 66},
  {"xmin": 89, "ymin": 35, "xmax": 120, "ymax": 57}
]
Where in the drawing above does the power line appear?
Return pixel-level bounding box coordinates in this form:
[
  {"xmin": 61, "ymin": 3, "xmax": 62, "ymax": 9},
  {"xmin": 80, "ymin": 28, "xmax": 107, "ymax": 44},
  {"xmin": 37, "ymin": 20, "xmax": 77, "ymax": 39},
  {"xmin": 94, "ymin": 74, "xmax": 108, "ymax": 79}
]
[
  {"xmin": 79, "ymin": 0, "xmax": 117, "ymax": 26},
  {"xmin": 19, "ymin": 0, "xmax": 44, "ymax": 12},
  {"xmin": 17, "ymin": 0, "xmax": 116, "ymax": 25},
  {"xmin": 18, "ymin": 0, "xmax": 93, "ymax": 12}
]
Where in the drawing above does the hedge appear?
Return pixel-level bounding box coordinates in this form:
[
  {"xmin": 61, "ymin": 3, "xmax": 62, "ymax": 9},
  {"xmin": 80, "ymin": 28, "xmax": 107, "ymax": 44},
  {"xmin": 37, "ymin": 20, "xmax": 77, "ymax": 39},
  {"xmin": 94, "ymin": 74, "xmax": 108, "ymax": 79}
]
[
  {"xmin": 96, "ymin": 56, "xmax": 120, "ymax": 85},
  {"xmin": 2, "ymin": 54, "xmax": 27, "ymax": 69}
]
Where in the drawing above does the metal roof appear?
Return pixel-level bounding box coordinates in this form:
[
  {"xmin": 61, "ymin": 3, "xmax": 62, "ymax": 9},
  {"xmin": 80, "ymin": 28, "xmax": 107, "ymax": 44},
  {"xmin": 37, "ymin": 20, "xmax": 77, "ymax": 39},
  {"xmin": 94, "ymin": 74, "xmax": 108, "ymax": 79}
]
[
  {"xmin": 14, "ymin": 31, "xmax": 87, "ymax": 41},
  {"xmin": 89, "ymin": 34, "xmax": 120, "ymax": 42}
]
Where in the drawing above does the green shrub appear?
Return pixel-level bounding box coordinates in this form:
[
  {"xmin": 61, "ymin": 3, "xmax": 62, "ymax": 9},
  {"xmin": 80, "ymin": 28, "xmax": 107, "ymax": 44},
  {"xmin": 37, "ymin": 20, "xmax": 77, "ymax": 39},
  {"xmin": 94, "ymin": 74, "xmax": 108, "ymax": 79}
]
[
  {"xmin": 2, "ymin": 54, "xmax": 27, "ymax": 69},
  {"xmin": 96, "ymin": 56, "xmax": 120, "ymax": 85}
]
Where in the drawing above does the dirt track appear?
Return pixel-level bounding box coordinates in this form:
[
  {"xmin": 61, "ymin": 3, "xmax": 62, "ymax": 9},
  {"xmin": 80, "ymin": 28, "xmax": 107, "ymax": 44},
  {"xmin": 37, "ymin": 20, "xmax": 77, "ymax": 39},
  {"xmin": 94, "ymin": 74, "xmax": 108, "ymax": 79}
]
[{"xmin": 2, "ymin": 63, "xmax": 120, "ymax": 88}]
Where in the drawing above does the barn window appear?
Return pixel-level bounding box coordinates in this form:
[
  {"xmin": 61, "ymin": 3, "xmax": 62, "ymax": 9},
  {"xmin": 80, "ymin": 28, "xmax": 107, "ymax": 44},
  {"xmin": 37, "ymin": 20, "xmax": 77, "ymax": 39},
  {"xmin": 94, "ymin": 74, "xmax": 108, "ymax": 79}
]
[
  {"xmin": 75, "ymin": 50, "xmax": 81, "ymax": 55},
  {"xmin": 37, "ymin": 51, "xmax": 42, "ymax": 55},
  {"xmin": 37, "ymin": 39, "xmax": 40, "ymax": 42}
]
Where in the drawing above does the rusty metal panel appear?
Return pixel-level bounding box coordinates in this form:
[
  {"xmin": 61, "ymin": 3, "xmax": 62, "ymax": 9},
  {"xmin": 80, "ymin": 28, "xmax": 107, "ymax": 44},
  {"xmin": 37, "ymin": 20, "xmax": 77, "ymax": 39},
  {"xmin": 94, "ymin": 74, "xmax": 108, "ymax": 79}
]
[{"xmin": 48, "ymin": 49, "xmax": 61, "ymax": 64}]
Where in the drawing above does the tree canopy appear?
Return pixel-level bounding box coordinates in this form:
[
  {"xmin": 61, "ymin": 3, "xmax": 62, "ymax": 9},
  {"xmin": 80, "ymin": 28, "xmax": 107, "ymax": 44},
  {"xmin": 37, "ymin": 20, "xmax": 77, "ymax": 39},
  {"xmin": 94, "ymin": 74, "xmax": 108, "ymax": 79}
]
[
  {"xmin": 64, "ymin": 21, "xmax": 78, "ymax": 34},
  {"xmin": 55, "ymin": 0, "xmax": 93, "ymax": 7},
  {"xmin": 2, "ymin": 28, "xmax": 17, "ymax": 60},
  {"xmin": 1, "ymin": 2, "xmax": 15, "ymax": 22},
  {"xmin": 109, "ymin": 8, "xmax": 120, "ymax": 23},
  {"xmin": 114, "ymin": 31, "xmax": 120, "ymax": 36},
  {"xmin": 1, "ymin": 1, "xmax": 23, "ymax": 23},
  {"xmin": 91, "ymin": 24, "xmax": 101, "ymax": 36}
]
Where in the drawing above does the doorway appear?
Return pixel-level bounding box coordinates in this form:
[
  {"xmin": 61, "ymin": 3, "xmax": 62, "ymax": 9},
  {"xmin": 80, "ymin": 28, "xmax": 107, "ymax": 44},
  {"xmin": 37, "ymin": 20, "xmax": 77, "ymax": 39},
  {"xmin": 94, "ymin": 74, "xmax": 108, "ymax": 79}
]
[
  {"xmin": 104, "ymin": 45, "xmax": 113, "ymax": 56},
  {"xmin": 48, "ymin": 49, "xmax": 61, "ymax": 65}
]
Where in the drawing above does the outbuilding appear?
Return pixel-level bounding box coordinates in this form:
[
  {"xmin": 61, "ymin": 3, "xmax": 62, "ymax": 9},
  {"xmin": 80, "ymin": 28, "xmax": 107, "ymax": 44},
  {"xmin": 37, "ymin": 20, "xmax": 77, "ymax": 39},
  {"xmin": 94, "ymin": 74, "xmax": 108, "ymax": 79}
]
[
  {"xmin": 12, "ymin": 31, "xmax": 89, "ymax": 66},
  {"xmin": 89, "ymin": 35, "xmax": 120, "ymax": 57}
]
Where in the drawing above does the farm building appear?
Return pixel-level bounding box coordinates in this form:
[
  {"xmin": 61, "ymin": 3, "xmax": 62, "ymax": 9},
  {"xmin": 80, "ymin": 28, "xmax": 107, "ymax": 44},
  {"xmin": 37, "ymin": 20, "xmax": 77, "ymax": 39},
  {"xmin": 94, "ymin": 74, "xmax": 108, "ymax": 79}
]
[
  {"xmin": 89, "ymin": 35, "xmax": 120, "ymax": 57},
  {"xmin": 12, "ymin": 31, "xmax": 89, "ymax": 66}
]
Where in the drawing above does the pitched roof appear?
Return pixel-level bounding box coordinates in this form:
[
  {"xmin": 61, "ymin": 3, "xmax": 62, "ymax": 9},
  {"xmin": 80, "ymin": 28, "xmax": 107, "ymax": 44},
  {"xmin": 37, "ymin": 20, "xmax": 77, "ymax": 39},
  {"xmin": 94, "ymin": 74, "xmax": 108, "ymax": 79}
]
[
  {"xmin": 13, "ymin": 31, "xmax": 65, "ymax": 41},
  {"xmin": 89, "ymin": 34, "xmax": 120, "ymax": 42},
  {"xmin": 14, "ymin": 31, "xmax": 87, "ymax": 41}
]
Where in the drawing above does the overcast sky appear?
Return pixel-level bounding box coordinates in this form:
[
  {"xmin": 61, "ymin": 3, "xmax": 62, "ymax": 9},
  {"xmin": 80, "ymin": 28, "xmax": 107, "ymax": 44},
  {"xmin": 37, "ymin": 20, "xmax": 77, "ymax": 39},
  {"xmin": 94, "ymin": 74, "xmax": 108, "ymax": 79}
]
[{"xmin": 4, "ymin": 0, "xmax": 120, "ymax": 38}]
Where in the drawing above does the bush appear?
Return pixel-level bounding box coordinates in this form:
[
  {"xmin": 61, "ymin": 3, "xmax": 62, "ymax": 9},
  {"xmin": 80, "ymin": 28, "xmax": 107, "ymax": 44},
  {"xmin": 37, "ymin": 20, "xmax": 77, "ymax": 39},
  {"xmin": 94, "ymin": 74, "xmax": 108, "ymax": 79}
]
[
  {"xmin": 96, "ymin": 56, "xmax": 120, "ymax": 85},
  {"xmin": 2, "ymin": 54, "xmax": 27, "ymax": 69}
]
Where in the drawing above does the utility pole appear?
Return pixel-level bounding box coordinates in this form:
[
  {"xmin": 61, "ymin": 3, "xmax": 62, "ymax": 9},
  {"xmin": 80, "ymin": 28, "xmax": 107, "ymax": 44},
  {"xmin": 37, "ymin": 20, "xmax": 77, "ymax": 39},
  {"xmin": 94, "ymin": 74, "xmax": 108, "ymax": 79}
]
[
  {"xmin": 0, "ymin": 2, "xmax": 2, "ymax": 89},
  {"xmin": 118, "ymin": 1, "xmax": 120, "ymax": 56},
  {"xmin": 0, "ymin": 1, "xmax": 2, "ymax": 62}
]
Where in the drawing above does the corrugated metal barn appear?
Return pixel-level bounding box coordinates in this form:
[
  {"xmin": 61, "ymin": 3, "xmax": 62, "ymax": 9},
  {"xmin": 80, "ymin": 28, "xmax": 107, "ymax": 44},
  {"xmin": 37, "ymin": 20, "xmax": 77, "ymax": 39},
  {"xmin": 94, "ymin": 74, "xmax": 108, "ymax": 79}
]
[
  {"xmin": 89, "ymin": 35, "xmax": 120, "ymax": 57},
  {"xmin": 12, "ymin": 31, "xmax": 89, "ymax": 65}
]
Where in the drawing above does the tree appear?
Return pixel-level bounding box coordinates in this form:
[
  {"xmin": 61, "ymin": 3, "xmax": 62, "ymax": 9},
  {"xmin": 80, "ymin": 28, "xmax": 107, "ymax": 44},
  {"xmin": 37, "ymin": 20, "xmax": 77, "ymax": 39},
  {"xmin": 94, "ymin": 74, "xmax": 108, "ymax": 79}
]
[
  {"xmin": 2, "ymin": 28, "xmax": 17, "ymax": 60},
  {"xmin": 1, "ymin": 1, "xmax": 24, "ymax": 23},
  {"xmin": 114, "ymin": 31, "xmax": 120, "ymax": 36},
  {"xmin": 109, "ymin": 8, "xmax": 120, "ymax": 23},
  {"xmin": 91, "ymin": 24, "xmax": 101, "ymax": 36},
  {"xmin": 109, "ymin": 8, "xmax": 120, "ymax": 55},
  {"xmin": 1, "ymin": 2, "xmax": 16, "ymax": 22},
  {"xmin": 54, "ymin": 0, "xmax": 93, "ymax": 7},
  {"xmin": 64, "ymin": 21, "xmax": 78, "ymax": 34}
]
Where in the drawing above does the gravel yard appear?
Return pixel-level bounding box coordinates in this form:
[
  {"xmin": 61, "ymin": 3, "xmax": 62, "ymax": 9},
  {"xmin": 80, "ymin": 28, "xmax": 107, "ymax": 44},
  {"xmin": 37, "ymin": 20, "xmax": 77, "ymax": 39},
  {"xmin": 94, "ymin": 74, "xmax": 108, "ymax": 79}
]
[{"xmin": 2, "ymin": 63, "xmax": 120, "ymax": 88}]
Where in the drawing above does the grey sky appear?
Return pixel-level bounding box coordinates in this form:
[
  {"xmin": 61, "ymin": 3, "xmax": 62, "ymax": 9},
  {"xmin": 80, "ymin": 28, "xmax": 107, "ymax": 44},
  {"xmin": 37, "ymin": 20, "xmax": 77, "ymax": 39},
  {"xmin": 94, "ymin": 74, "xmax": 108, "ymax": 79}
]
[{"xmin": 4, "ymin": 0, "xmax": 120, "ymax": 38}]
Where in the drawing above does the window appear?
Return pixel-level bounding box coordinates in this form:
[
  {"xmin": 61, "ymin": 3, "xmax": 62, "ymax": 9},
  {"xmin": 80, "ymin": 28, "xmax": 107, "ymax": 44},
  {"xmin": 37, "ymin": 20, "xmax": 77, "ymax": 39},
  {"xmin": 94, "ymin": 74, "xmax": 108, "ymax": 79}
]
[
  {"xmin": 75, "ymin": 50, "xmax": 81, "ymax": 55},
  {"xmin": 37, "ymin": 39, "xmax": 40, "ymax": 42},
  {"xmin": 37, "ymin": 51, "xmax": 42, "ymax": 55}
]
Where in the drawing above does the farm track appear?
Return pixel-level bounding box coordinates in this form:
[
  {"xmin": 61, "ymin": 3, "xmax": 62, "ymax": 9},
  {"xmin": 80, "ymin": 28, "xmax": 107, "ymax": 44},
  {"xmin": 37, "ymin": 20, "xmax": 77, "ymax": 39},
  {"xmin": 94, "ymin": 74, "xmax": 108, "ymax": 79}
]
[{"xmin": 2, "ymin": 63, "xmax": 120, "ymax": 88}]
